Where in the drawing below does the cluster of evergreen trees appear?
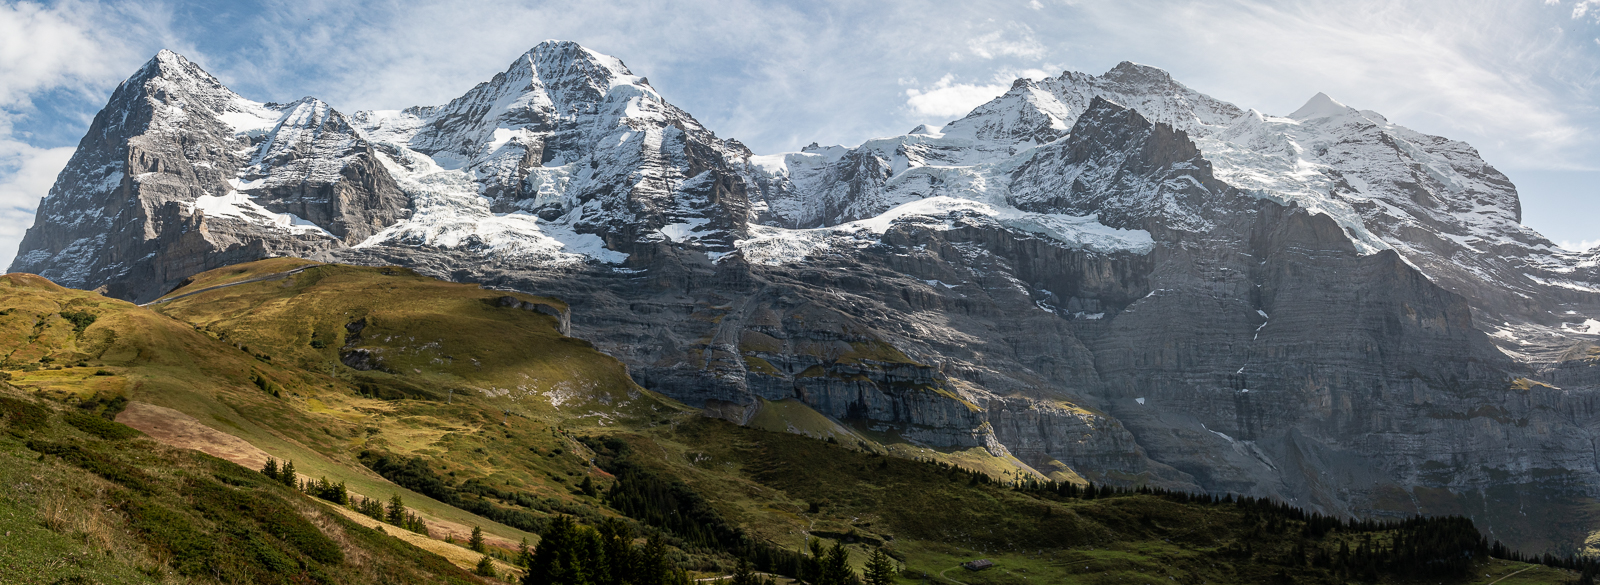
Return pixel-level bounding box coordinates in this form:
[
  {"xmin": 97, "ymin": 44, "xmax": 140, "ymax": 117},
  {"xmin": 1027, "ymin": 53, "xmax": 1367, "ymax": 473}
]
[
  {"xmin": 351, "ymin": 493, "xmax": 429, "ymax": 535},
  {"xmin": 1016, "ymin": 477, "xmax": 1491, "ymax": 578},
  {"xmin": 261, "ymin": 457, "xmax": 427, "ymax": 535},
  {"xmin": 521, "ymin": 515, "xmax": 902, "ymax": 585},
  {"xmin": 586, "ymin": 436, "xmax": 809, "ymax": 576},
  {"xmin": 1492, "ymin": 542, "xmax": 1600, "ymax": 584},
  {"xmin": 359, "ymin": 450, "xmax": 562, "ymax": 534},
  {"xmin": 520, "ymin": 515, "xmax": 691, "ymax": 585}
]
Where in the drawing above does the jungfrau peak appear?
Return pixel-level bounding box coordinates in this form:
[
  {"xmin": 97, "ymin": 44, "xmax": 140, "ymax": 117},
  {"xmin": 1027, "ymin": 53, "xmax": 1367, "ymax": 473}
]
[
  {"xmin": 13, "ymin": 41, "xmax": 1600, "ymax": 552},
  {"xmin": 1287, "ymin": 92, "xmax": 1351, "ymax": 120}
]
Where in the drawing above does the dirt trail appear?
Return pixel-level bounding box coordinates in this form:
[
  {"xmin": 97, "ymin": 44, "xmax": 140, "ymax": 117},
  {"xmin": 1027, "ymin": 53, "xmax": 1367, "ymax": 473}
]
[{"xmin": 141, "ymin": 263, "xmax": 322, "ymax": 306}]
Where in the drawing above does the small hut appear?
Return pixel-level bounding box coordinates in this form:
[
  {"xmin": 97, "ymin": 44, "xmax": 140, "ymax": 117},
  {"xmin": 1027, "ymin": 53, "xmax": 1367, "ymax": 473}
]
[{"xmin": 962, "ymin": 559, "xmax": 994, "ymax": 571}]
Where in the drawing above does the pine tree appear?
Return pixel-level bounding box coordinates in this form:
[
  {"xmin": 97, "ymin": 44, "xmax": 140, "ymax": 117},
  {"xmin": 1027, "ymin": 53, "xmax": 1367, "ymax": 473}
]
[
  {"xmin": 476, "ymin": 554, "xmax": 499, "ymax": 578},
  {"xmin": 731, "ymin": 557, "xmax": 760, "ymax": 585},
  {"xmin": 800, "ymin": 539, "xmax": 825, "ymax": 584},
  {"xmin": 598, "ymin": 518, "xmax": 634, "ymax": 585},
  {"xmin": 278, "ymin": 459, "xmax": 297, "ymax": 488},
  {"xmin": 260, "ymin": 457, "xmax": 279, "ymax": 481},
  {"xmin": 470, "ymin": 525, "xmax": 487, "ymax": 553},
  {"xmin": 519, "ymin": 537, "xmax": 535, "ymax": 568},
  {"xmin": 387, "ymin": 494, "xmax": 405, "ymax": 525},
  {"xmin": 864, "ymin": 548, "xmax": 896, "ymax": 585},
  {"xmin": 820, "ymin": 542, "xmax": 855, "ymax": 585},
  {"xmin": 525, "ymin": 515, "xmax": 590, "ymax": 585},
  {"xmin": 636, "ymin": 534, "xmax": 670, "ymax": 585}
]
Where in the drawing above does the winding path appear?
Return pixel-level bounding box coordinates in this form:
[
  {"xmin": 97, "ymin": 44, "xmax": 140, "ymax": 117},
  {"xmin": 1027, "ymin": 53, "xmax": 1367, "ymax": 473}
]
[
  {"xmin": 937, "ymin": 566, "xmax": 972, "ymax": 585},
  {"xmin": 1485, "ymin": 565, "xmax": 1534, "ymax": 584},
  {"xmin": 141, "ymin": 263, "xmax": 323, "ymax": 306}
]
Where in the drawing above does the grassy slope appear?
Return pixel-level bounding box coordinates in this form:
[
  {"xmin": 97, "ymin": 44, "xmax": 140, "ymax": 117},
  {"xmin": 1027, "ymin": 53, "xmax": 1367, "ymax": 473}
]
[
  {"xmin": 0, "ymin": 270, "xmax": 553, "ymax": 548},
  {"xmin": 0, "ymin": 389, "xmax": 486, "ymax": 585},
  {"xmin": 0, "ymin": 262, "xmax": 1574, "ymax": 584},
  {"xmin": 618, "ymin": 417, "xmax": 1574, "ymax": 584},
  {"xmin": 149, "ymin": 263, "xmax": 675, "ymax": 533}
]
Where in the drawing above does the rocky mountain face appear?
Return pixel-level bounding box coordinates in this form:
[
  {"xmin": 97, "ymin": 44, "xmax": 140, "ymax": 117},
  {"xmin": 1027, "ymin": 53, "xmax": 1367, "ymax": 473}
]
[
  {"xmin": 9, "ymin": 50, "xmax": 407, "ymax": 301},
  {"xmin": 13, "ymin": 42, "xmax": 1600, "ymax": 552}
]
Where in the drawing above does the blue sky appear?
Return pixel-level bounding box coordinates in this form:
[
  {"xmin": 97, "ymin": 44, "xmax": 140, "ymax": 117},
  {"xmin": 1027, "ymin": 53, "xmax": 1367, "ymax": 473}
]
[{"xmin": 2, "ymin": 0, "xmax": 1598, "ymax": 262}]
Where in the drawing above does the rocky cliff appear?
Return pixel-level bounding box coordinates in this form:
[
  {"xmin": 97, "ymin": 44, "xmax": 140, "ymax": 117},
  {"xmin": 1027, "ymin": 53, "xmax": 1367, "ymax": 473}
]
[{"xmin": 13, "ymin": 43, "xmax": 1600, "ymax": 552}]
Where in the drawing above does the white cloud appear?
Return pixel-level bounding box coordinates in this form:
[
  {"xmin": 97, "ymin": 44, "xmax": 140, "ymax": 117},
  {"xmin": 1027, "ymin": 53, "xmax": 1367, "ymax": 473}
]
[
  {"xmin": 0, "ymin": 137, "xmax": 73, "ymax": 266},
  {"xmin": 0, "ymin": 1, "xmax": 131, "ymax": 267},
  {"xmin": 1559, "ymin": 239, "xmax": 1600, "ymax": 251},
  {"xmin": 905, "ymin": 74, "xmax": 1009, "ymax": 118},
  {"xmin": 0, "ymin": 1, "xmax": 126, "ymax": 107}
]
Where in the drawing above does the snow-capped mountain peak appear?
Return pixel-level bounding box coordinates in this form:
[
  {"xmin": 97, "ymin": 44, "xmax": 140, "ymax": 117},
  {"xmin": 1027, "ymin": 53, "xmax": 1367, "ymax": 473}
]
[{"xmin": 1287, "ymin": 92, "xmax": 1352, "ymax": 120}]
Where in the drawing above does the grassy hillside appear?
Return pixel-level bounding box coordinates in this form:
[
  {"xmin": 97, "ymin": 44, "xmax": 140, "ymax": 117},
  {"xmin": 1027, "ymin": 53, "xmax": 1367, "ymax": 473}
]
[
  {"xmin": 583, "ymin": 417, "xmax": 1578, "ymax": 584},
  {"xmin": 0, "ymin": 261, "xmax": 1582, "ymax": 584},
  {"xmin": 0, "ymin": 389, "xmax": 485, "ymax": 584}
]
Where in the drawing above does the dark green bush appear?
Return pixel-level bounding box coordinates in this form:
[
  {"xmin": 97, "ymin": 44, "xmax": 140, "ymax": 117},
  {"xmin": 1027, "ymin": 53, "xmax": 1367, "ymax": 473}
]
[
  {"xmin": 0, "ymin": 395, "xmax": 49, "ymax": 432},
  {"xmin": 58, "ymin": 310, "xmax": 97, "ymax": 333},
  {"xmin": 63, "ymin": 412, "xmax": 140, "ymax": 440},
  {"xmin": 27, "ymin": 440, "xmax": 154, "ymax": 492}
]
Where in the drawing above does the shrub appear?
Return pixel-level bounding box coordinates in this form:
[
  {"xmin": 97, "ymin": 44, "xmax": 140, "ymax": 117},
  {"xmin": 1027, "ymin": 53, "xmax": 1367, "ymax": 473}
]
[
  {"xmin": 27, "ymin": 440, "xmax": 154, "ymax": 492},
  {"xmin": 63, "ymin": 412, "xmax": 140, "ymax": 440},
  {"xmin": 58, "ymin": 310, "xmax": 97, "ymax": 333},
  {"xmin": 474, "ymin": 555, "xmax": 497, "ymax": 578},
  {"xmin": 0, "ymin": 395, "xmax": 49, "ymax": 432}
]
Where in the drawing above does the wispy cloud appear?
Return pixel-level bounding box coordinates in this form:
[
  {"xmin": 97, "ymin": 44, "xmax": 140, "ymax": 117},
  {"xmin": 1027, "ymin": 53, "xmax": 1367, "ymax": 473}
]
[{"xmin": 965, "ymin": 25, "xmax": 1048, "ymax": 60}]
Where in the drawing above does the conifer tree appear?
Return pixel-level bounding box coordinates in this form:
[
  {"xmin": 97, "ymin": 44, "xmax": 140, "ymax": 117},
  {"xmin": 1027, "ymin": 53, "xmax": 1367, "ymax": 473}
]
[
  {"xmin": 278, "ymin": 459, "xmax": 297, "ymax": 488},
  {"xmin": 800, "ymin": 539, "xmax": 825, "ymax": 584},
  {"xmin": 864, "ymin": 548, "xmax": 896, "ymax": 585},
  {"xmin": 637, "ymin": 534, "xmax": 670, "ymax": 585},
  {"xmin": 260, "ymin": 457, "xmax": 279, "ymax": 481},
  {"xmin": 731, "ymin": 557, "xmax": 760, "ymax": 585},
  {"xmin": 387, "ymin": 494, "xmax": 405, "ymax": 524},
  {"xmin": 598, "ymin": 518, "xmax": 634, "ymax": 585},
  {"xmin": 476, "ymin": 554, "xmax": 499, "ymax": 578},
  {"xmin": 470, "ymin": 525, "xmax": 487, "ymax": 553},
  {"xmin": 525, "ymin": 515, "xmax": 589, "ymax": 585},
  {"xmin": 820, "ymin": 542, "xmax": 855, "ymax": 585},
  {"xmin": 519, "ymin": 537, "xmax": 534, "ymax": 568}
]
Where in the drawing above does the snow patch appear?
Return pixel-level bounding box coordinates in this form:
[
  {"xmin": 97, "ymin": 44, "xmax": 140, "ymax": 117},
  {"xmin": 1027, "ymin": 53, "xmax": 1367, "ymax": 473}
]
[
  {"xmin": 1564, "ymin": 319, "xmax": 1600, "ymax": 336},
  {"xmin": 356, "ymin": 145, "xmax": 627, "ymax": 264},
  {"xmin": 738, "ymin": 196, "xmax": 1153, "ymax": 265},
  {"xmin": 218, "ymin": 98, "xmax": 283, "ymax": 135},
  {"xmin": 190, "ymin": 190, "xmax": 333, "ymax": 237}
]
